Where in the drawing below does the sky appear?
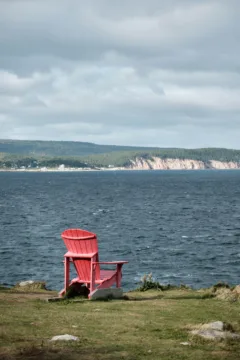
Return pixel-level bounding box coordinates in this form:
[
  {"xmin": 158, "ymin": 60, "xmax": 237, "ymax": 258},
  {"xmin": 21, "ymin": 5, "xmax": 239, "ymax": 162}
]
[{"xmin": 0, "ymin": 0, "xmax": 240, "ymax": 148}]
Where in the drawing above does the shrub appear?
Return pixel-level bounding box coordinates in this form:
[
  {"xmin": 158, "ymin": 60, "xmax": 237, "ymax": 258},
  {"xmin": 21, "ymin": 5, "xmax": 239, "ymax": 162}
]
[
  {"xmin": 137, "ymin": 273, "xmax": 162, "ymax": 291},
  {"xmin": 136, "ymin": 273, "xmax": 191, "ymax": 292}
]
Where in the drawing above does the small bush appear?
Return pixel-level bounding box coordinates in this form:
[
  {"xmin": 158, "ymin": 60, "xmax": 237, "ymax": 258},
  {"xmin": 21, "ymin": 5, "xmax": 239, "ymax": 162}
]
[
  {"xmin": 212, "ymin": 282, "xmax": 230, "ymax": 292},
  {"xmin": 136, "ymin": 273, "xmax": 191, "ymax": 292},
  {"xmin": 137, "ymin": 273, "xmax": 162, "ymax": 291}
]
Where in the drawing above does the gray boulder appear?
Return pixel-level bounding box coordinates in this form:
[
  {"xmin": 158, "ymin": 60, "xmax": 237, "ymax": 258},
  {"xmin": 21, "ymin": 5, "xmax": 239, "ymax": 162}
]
[
  {"xmin": 190, "ymin": 321, "xmax": 240, "ymax": 340},
  {"xmin": 50, "ymin": 334, "xmax": 79, "ymax": 342}
]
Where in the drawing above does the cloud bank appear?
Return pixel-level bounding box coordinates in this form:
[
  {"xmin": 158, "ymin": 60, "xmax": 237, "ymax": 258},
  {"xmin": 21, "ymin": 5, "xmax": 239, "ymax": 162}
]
[{"xmin": 0, "ymin": 0, "xmax": 239, "ymax": 148}]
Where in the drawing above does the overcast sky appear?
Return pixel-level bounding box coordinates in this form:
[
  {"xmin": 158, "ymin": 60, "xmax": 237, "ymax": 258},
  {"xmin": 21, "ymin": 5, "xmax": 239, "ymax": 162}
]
[{"xmin": 0, "ymin": 0, "xmax": 240, "ymax": 148}]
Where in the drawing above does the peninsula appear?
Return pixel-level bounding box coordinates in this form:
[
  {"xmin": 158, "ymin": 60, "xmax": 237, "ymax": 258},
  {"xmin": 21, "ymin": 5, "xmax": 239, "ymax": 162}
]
[{"xmin": 0, "ymin": 139, "xmax": 239, "ymax": 171}]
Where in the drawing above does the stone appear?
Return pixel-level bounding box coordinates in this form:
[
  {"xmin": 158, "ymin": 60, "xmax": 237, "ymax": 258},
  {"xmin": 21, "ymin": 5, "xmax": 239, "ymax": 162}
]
[
  {"xmin": 191, "ymin": 329, "xmax": 240, "ymax": 340},
  {"xmin": 180, "ymin": 342, "xmax": 191, "ymax": 346},
  {"xmin": 50, "ymin": 334, "xmax": 79, "ymax": 342},
  {"xmin": 19, "ymin": 280, "xmax": 34, "ymax": 287},
  {"xmin": 89, "ymin": 288, "xmax": 123, "ymax": 300},
  {"xmin": 201, "ymin": 321, "xmax": 225, "ymax": 331},
  {"xmin": 15, "ymin": 280, "xmax": 47, "ymax": 291},
  {"xmin": 190, "ymin": 321, "xmax": 240, "ymax": 340}
]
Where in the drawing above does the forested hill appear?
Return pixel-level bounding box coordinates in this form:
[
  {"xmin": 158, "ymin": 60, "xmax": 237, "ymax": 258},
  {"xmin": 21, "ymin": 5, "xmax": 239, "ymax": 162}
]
[
  {"xmin": 0, "ymin": 139, "xmax": 240, "ymax": 170},
  {"xmin": 0, "ymin": 139, "xmax": 158, "ymax": 157}
]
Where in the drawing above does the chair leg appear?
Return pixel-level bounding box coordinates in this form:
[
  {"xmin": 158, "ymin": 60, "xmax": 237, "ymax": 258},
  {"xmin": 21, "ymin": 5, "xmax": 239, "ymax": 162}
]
[
  {"xmin": 64, "ymin": 257, "xmax": 70, "ymax": 294},
  {"xmin": 116, "ymin": 264, "xmax": 123, "ymax": 287},
  {"xmin": 90, "ymin": 262, "xmax": 96, "ymax": 293}
]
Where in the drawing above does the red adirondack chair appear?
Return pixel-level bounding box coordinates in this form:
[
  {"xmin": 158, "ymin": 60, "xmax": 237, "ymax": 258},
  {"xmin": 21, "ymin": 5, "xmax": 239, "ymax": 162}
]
[{"xmin": 59, "ymin": 228, "xmax": 128, "ymax": 299}]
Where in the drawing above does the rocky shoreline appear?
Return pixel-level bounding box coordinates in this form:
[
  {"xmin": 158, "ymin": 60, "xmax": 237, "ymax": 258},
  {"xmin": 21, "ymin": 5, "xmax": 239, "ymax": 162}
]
[{"xmin": 1, "ymin": 157, "xmax": 240, "ymax": 172}]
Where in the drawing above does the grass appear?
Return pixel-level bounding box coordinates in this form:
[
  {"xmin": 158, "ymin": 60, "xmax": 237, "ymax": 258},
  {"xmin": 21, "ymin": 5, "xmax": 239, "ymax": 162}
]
[{"xmin": 0, "ymin": 286, "xmax": 240, "ymax": 360}]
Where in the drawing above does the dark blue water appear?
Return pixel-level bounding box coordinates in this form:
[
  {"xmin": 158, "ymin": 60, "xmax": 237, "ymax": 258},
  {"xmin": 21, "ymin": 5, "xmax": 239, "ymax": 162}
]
[{"xmin": 0, "ymin": 170, "xmax": 240, "ymax": 291}]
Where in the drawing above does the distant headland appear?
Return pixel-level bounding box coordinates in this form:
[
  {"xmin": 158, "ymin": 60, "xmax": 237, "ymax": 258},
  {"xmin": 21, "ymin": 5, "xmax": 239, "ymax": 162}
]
[{"xmin": 0, "ymin": 139, "xmax": 240, "ymax": 171}]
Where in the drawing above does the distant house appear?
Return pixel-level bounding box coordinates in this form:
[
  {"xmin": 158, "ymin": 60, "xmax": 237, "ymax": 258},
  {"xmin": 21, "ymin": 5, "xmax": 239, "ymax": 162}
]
[{"xmin": 58, "ymin": 164, "xmax": 65, "ymax": 170}]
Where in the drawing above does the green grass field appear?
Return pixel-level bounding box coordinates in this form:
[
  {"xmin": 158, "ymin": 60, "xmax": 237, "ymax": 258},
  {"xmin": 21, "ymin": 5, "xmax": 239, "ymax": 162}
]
[{"xmin": 0, "ymin": 285, "xmax": 240, "ymax": 360}]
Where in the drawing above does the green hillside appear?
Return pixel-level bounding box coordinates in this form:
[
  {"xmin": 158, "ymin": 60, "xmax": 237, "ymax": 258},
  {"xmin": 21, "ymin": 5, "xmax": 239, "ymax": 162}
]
[
  {"xmin": 0, "ymin": 139, "xmax": 158, "ymax": 157},
  {"xmin": 0, "ymin": 140, "xmax": 240, "ymax": 169}
]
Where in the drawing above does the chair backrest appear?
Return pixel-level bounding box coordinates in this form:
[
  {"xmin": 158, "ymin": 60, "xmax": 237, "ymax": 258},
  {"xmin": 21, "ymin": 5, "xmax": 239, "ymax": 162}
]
[{"xmin": 61, "ymin": 228, "xmax": 100, "ymax": 282}]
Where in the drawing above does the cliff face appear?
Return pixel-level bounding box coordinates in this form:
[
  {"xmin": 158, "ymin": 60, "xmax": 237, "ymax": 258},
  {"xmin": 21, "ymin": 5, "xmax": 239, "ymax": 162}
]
[
  {"xmin": 128, "ymin": 157, "xmax": 240, "ymax": 170},
  {"xmin": 208, "ymin": 160, "xmax": 240, "ymax": 169}
]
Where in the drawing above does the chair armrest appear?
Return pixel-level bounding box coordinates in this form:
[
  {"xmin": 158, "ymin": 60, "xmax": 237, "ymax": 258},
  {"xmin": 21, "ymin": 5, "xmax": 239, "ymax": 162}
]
[{"xmin": 92, "ymin": 261, "xmax": 128, "ymax": 265}]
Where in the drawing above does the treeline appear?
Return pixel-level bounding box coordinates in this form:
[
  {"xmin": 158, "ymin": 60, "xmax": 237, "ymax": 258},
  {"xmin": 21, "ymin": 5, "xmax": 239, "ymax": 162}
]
[
  {"xmin": 0, "ymin": 154, "xmax": 90, "ymax": 169},
  {"xmin": 0, "ymin": 148, "xmax": 240, "ymax": 169},
  {"xmin": 0, "ymin": 139, "xmax": 157, "ymax": 157},
  {"xmin": 148, "ymin": 148, "xmax": 240, "ymax": 163}
]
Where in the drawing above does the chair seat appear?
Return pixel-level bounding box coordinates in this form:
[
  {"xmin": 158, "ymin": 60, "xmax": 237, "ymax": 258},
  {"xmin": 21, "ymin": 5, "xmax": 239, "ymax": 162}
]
[
  {"xmin": 71, "ymin": 269, "xmax": 117, "ymax": 285},
  {"xmin": 99, "ymin": 269, "xmax": 116, "ymax": 282}
]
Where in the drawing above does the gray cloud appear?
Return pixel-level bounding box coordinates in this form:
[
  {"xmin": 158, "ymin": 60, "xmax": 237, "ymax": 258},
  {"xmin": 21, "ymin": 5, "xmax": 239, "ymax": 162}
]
[{"xmin": 0, "ymin": 0, "xmax": 240, "ymax": 148}]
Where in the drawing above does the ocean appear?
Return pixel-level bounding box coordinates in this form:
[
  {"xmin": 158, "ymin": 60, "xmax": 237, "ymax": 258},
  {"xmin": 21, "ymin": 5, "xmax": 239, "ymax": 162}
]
[{"xmin": 0, "ymin": 170, "xmax": 240, "ymax": 292}]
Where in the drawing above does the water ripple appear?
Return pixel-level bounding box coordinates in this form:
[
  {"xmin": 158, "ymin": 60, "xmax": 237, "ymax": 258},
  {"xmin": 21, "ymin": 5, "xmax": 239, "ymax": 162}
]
[{"xmin": 0, "ymin": 170, "xmax": 240, "ymax": 290}]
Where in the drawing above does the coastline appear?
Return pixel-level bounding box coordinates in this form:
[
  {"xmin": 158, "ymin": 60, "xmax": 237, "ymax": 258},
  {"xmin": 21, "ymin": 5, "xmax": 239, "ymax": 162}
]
[
  {"xmin": 1, "ymin": 167, "xmax": 240, "ymax": 173},
  {"xmin": 1, "ymin": 157, "xmax": 240, "ymax": 172}
]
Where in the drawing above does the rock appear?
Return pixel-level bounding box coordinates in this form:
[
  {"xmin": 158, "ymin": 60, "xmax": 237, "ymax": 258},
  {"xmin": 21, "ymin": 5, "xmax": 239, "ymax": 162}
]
[
  {"xmin": 208, "ymin": 321, "xmax": 225, "ymax": 331},
  {"xmin": 89, "ymin": 288, "xmax": 123, "ymax": 300},
  {"xmin": 200, "ymin": 321, "xmax": 231, "ymax": 332},
  {"xmin": 14, "ymin": 280, "xmax": 47, "ymax": 291},
  {"xmin": 180, "ymin": 342, "xmax": 191, "ymax": 346},
  {"xmin": 191, "ymin": 329, "xmax": 240, "ymax": 340},
  {"xmin": 190, "ymin": 321, "xmax": 240, "ymax": 340},
  {"xmin": 50, "ymin": 334, "xmax": 79, "ymax": 342},
  {"xmin": 19, "ymin": 280, "xmax": 34, "ymax": 287}
]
